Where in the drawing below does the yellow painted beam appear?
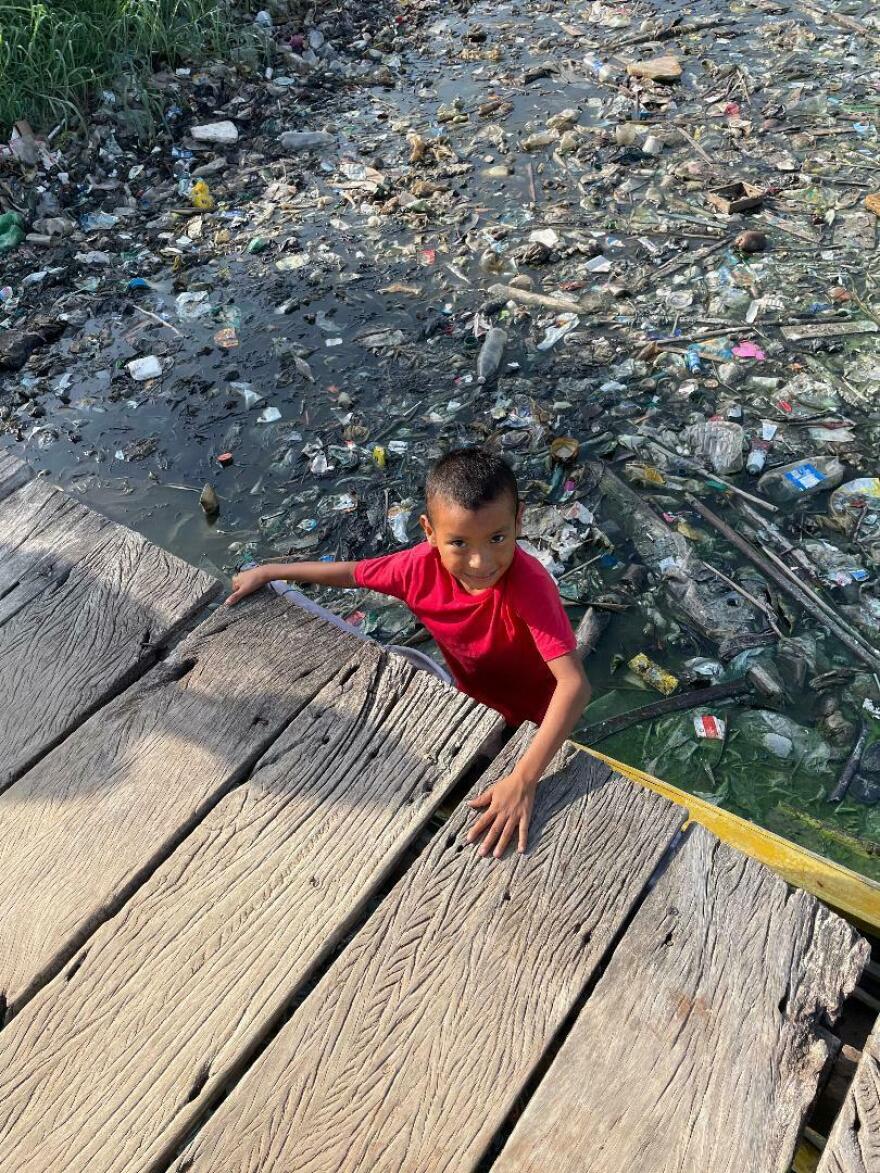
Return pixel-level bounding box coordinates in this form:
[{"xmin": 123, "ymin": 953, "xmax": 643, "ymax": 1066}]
[{"xmin": 572, "ymin": 741, "xmax": 880, "ymax": 933}]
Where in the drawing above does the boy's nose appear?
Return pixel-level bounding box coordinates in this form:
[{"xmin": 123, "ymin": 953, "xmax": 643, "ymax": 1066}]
[{"xmin": 469, "ymin": 553, "xmax": 494, "ymax": 574}]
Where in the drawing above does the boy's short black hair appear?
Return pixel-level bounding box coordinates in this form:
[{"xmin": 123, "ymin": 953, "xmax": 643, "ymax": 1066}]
[{"xmin": 425, "ymin": 447, "xmax": 519, "ymax": 516}]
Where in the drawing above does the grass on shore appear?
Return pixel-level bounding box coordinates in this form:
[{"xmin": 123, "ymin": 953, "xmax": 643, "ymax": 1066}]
[{"xmin": 0, "ymin": 0, "xmax": 239, "ymax": 138}]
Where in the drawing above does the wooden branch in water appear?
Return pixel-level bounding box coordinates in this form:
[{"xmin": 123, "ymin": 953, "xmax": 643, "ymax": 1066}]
[
  {"xmin": 613, "ymin": 17, "xmax": 735, "ymax": 48},
  {"xmin": 576, "ymin": 607, "xmax": 611, "ymax": 661},
  {"xmin": 686, "ymin": 494, "xmax": 880, "ymax": 674},
  {"xmin": 580, "ymin": 678, "xmax": 752, "ymax": 746},
  {"xmin": 828, "ymin": 721, "xmax": 869, "ymax": 804}
]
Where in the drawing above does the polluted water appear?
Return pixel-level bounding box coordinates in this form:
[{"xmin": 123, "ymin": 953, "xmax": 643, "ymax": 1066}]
[{"xmin": 2, "ymin": 0, "xmax": 880, "ymax": 877}]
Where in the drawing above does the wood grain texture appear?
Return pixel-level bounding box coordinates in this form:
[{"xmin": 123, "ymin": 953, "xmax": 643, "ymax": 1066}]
[
  {"xmin": 817, "ymin": 1020, "xmax": 880, "ymax": 1173},
  {"xmin": 0, "ymin": 594, "xmax": 368, "ymax": 1018},
  {"xmin": 0, "ymin": 476, "xmax": 218, "ymax": 789},
  {"xmin": 496, "ymin": 826, "xmax": 869, "ymax": 1173},
  {"xmin": 0, "ymin": 448, "xmax": 32, "ymax": 501},
  {"xmin": 0, "ymin": 649, "xmax": 500, "ymax": 1173},
  {"xmin": 173, "ymin": 741, "xmax": 686, "ymax": 1173}
]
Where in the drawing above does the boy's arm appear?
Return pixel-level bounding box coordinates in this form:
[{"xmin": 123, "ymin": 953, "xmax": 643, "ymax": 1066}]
[
  {"xmin": 467, "ymin": 653, "xmax": 591, "ymax": 858},
  {"xmin": 225, "ymin": 561, "xmax": 358, "ymax": 605}
]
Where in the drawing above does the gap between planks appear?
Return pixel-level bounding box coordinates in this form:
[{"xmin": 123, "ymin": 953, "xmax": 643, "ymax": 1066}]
[
  {"xmin": 0, "ymin": 642, "xmax": 503, "ymax": 1173},
  {"xmin": 154, "ymin": 742, "xmax": 504, "ymax": 1170},
  {"xmin": 54, "ymin": 740, "xmax": 685, "ymax": 1173},
  {"xmin": 472, "ymin": 825, "xmax": 689, "ymax": 1172},
  {"xmin": 167, "ymin": 743, "xmax": 686, "ymax": 1173}
]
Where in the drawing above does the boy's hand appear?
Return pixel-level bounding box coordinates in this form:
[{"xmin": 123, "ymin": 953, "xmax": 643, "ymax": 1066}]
[
  {"xmin": 466, "ymin": 772, "xmax": 536, "ymax": 859},
  {"xmin": 225, "ymin": 566, "xmax": 269, "ymax": 606}
]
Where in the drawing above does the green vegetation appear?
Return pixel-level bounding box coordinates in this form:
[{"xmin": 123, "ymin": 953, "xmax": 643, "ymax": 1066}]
[{"xmin": 0, "ymin": 0, "xmax": 238, "ymax": 137}]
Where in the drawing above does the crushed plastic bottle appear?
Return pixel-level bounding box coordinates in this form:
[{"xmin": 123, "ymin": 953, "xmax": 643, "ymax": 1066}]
[
  {"xmin": 757, "ymin": 458, "xmax": 846, "ymax": 504},
  {"xmin": 746, "ymin": 440, "xmax": 770, "ymax": 475},
  {"xmin": 476, "ymin": 327, "xmax": 507, "ymax": 385}
]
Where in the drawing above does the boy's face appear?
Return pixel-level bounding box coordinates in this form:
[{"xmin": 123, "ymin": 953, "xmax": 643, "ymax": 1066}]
[{"xmin": 420, "ymin": 493, "xmax": 523, "ymax": 595}]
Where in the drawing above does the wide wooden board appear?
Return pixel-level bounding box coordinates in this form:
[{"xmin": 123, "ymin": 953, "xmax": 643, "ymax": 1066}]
[
  {"xmin": 0, "ymin": 649, "xmax": 499, "ymax": 1173},
  {"xmin": 495, "ymin": 826, "xmax": 869, "ymax": 1173},
  {"xmin": 0, "ymin": 448, "xmax": 32, "ymax": 502},
  {"xmin": 0, "ymin": 476, "xmax": 218, "ymax": 789},
  {"xmin": 0, "ymin": 595, "xmax": 368, "ymax": 1018},
  {"xmin": 173, "ymin": 741, "xmax": 685, "ymax": 1173},
  {"xmin": 818, "ymin": 1019, "xmax": 880, "ymax": 1173}
]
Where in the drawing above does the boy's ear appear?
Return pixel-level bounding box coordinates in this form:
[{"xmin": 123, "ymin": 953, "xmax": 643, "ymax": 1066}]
[{"xmin": 419, "ymin": 513, "xmax": 436, "ymax": 545}]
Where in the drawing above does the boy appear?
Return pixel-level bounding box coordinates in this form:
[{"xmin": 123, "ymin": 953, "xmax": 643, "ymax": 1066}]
[{"xmin": 226, "ymin": 447, "xmax": 591, "ymax": 858}]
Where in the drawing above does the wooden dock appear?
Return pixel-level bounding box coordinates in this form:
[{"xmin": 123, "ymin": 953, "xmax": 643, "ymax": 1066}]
[{"xmin": 0, "ymin": 452, "xmax": 876, "ymax": 1173}]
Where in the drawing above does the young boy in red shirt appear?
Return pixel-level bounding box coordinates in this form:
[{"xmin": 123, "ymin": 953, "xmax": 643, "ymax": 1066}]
[{"xmin": 226, "ymin": 447, "xmax": 591, "ymax": 858}]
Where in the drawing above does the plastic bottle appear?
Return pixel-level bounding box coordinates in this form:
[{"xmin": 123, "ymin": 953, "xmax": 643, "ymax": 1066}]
[
  {"xmin": 746, "ymin": 440, "xmax": 770, "ymax": 475},
  {"xmin": 685, "ymin": 347, "xmax": 702, "ymax": 374},
  {"xmin": 476, "ymin": 327, "xmax": 507, "ymax": 385},
  {"xmin": 757, "ymin": 457, "xmax": 845, "ymax": 503}
]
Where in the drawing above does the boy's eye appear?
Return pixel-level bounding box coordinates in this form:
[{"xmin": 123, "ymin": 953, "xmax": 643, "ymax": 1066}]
[
  {"xmin": 449, "ymin": 539, "xmax": 466, "ymax": 549},
  {"xmin": 490, "ymin": 533, "xmax": 508, "ymax": 544}
]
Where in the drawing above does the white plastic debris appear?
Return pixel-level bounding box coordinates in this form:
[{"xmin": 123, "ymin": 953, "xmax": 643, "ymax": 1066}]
[
  {"xmin": 387, "ymin": 502, "xmax": 413, "ymax": 544},
  {"xmin": 190, "ymin": 121, "xmax": 239, "ymax": 145},
  {"xmin": 230, "ymin": 382, "xmax": 263, "ymax": 409},
  {"xmin": 529, "ymin": 228, "xmax": 560, "ymax": 248},
  {"xmin": 537, "ymin": 313, "xmax": 579, "ymax": 351},
  {"xmin": 175, "ymin": 291, "xmax": 211, "ymax": 320},
  {"xmin": 126, "ymin": 355, "xmax": 162, "ymax": 381}
]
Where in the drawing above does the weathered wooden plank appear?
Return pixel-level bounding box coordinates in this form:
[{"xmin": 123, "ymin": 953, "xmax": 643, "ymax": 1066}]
[
  {"xmin": 495, "ymin": 826, "xmax": 869, "ymax": 1173},
  {"xmin": 0, "ymin": 448, "xmax": 32, "ymax": 502},
  {"xmin": 0, "ymin": 648, "xmax": 500, "ymax": 1173},
  {"xmin": 817, "ymin": 1019, "xmax": 880, "ymax": 1173},
  {"xmin": 0, "ymin": 476, "xmax": 219, "ymax": 789},
  {"xmin": 172, "ymin": 741, "xmax": 686, "ymax": 1173},
  {"xmin": 0, "ymin": 595, "xmax": 371, "ymax": 1019}
]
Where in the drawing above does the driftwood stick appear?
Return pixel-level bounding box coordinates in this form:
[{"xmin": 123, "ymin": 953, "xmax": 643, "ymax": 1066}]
[
  {"xmin": 686, "ymin": 495, "xmax": 880, "ymax": 673},
  {"xmin": 701, "ymin": 561, "xmax": 783, "ymax": 637},
  {"xmin": 580, "ymin": 678, "xmax": 751, "ymax": 746},
  {"xmin": 487, "ymin": 283, "xmax": 584, "ymax": 315},
  {"xmin": 576, "ymin": 607, "xmax": 611, "ymax": 660},
  {"xmin": 644, "ymin": 439, "xmax": 778, "ymax": 513},
  {"xmin": 828, "ymin": 721, "xmax": 869, "ymax": 804},
  {"xmin": 612, "ymin": 17, "xmax": 734, "ymax": 48},
  {"xmin": 756, "ymin": 543, "xmax": 880, "ymax": 666},
  {"xmin": 736, "ymin": 502, "xmax": 820, "ymax": 581},
  {"xmin": 633, "ymin": 236, "xmax": 730, "ymax": 292},
  {"xmin": 526, "ymin": 161, "xmax": 538, "ymax": 205},
  {"xmin": 796, "ymin": 0, "xmax": 880, "ymax": 46}
]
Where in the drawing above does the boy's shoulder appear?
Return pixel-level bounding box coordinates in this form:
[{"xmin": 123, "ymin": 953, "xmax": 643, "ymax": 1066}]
[
  {"xmin": 388, "ymin": 540, "xmax": 440, "ymax": 583},
  {"xmin": 367, "ymin": 541, "xmax": 433, "ymax": 567},
  {"xmin": 506, "ymin": 545, "xmax": 563, "ymax": 598}
]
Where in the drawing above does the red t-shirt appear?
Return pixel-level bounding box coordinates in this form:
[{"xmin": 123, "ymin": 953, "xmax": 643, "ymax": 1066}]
[{"xmin": 355, "ymin": 543, "xmax": 576, "ymax": 726}]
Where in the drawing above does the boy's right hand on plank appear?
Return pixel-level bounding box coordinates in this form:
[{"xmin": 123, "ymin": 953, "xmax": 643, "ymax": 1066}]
[{"xmin": 225, "ymin": 566, "xmax": 269, "ymax": 606}]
